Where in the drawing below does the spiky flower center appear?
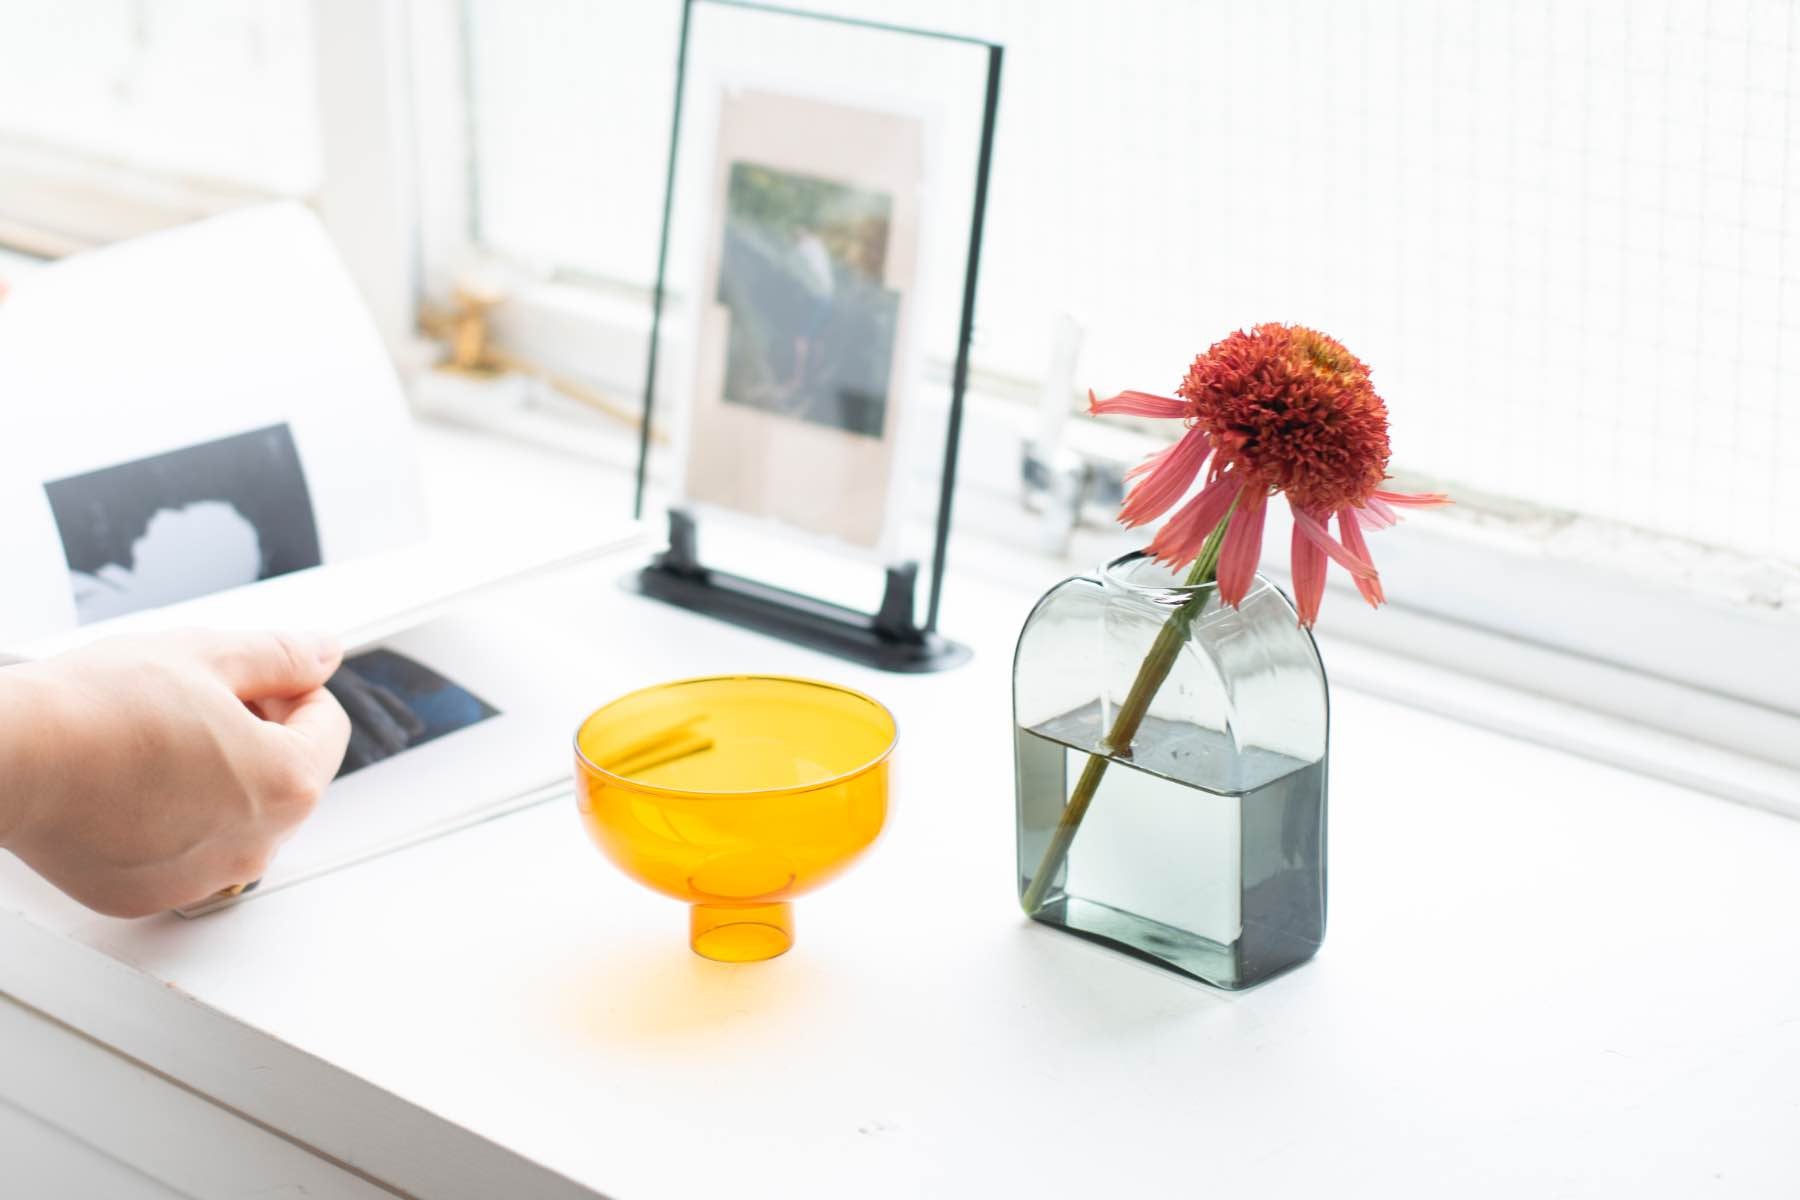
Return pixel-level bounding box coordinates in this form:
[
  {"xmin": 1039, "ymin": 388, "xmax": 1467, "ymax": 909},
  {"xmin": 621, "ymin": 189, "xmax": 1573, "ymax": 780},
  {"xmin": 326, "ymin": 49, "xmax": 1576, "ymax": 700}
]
[{"xmin": 1178, "ymin": 323, "xmax": 1392, "ymax": 512}]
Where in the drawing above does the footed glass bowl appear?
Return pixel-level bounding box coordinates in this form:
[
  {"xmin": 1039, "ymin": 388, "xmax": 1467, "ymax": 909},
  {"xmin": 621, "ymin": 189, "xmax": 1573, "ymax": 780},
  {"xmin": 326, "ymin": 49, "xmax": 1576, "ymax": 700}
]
[{"xmin": 574, "ymin": 676, "xmax": 896, "ymax": 962}]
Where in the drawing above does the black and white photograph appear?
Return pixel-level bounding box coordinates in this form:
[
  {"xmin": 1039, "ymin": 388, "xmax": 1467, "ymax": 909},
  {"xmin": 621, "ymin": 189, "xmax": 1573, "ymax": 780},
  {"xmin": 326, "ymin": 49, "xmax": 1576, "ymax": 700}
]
[
  {"xmin": 43, "ymin": 423, "xmax": 322, "ymax": 625},
  {"xmin": 715, "ymin": 161, "xmax": 900, "ymax": 439},
  {"xmin": 326, "ymin": 648, "xmax": 500, "ymax": 777}
]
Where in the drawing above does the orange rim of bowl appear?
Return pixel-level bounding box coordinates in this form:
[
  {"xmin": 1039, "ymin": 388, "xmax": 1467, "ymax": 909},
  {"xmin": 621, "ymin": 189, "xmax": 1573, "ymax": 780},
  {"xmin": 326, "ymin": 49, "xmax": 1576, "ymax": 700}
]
[{"xmin": 572, "ymin": 674, "xmax": 898, "ymax": 800}]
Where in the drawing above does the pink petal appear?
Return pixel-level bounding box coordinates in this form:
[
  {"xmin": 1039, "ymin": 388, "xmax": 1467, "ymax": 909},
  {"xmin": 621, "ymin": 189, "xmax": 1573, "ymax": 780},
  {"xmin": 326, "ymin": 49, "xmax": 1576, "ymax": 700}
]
[
  {"xmin": 1125, "ymin": 443, "xmax": 1171, "ymax": 482},
  {"xmin": 1372, "ymin": 488, "xmax": 1451, "ymax": 508},
  {"xmin": 1292, "ymin": 506, "xmax": 1378, "ymax": 580},
  {"xmin": 1148, "ymin": 470, "xmax": 1239, "ymax": 568},
  {"xmin": 1358, "ymin": 496, "xmax": 1400, "ymax": 528},
  {"xmin": 1337, "ymin": 506, "xmax": 1386, "ymax": 608},
  {"xmin": 1215, "ymin": 484, "xmax": 1268, "ymax": 608},
  {"xmin": 1288, "ymin": 519, "xmax": 1328, "ymax": 627},
  {"xmin": 1088, "ymin": 388, "xmax": 1190, "ymax": 419},
  {"xmin": 1119, "ymin": 429, "xmax": 1213, "ymax": 527}
]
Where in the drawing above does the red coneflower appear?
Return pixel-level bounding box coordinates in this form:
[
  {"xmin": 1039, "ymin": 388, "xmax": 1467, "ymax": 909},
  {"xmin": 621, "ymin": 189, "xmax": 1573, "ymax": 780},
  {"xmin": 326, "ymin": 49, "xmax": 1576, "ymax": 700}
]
[{"xmin": 1090, "ymin": 323, "xmax": 1448, "ymax": 626}]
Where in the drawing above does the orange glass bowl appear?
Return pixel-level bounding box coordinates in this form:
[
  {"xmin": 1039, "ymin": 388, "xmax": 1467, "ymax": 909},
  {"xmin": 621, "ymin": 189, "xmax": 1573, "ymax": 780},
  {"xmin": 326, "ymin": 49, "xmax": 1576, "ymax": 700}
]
[{"xmin": 574, "ymin": 676, "xmax": 896, "ymax": 962}]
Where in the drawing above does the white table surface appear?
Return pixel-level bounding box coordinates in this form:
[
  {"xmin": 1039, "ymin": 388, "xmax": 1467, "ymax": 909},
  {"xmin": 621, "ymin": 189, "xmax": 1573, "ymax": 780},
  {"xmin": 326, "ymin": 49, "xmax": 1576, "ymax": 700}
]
[{"xmin": 4, "ymin": 427, "xmax": 1799, "ymax": 1199}]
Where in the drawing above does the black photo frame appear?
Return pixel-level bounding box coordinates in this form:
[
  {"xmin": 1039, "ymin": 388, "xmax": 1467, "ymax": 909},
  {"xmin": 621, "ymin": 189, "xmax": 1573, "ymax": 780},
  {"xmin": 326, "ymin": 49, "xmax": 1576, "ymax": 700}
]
[{"xmin": 631, "ymin": 0, "xmax": 1002, "ymax": 673}]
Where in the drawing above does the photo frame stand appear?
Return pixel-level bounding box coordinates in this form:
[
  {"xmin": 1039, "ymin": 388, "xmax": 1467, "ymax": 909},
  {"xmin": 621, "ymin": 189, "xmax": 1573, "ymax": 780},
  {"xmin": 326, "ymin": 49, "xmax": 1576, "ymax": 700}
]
[
  {"xmin": 632, "ymin": 510, "xmax": 971, "ymax": 673},
  {"xmin": 632, "ymin": 0, "xmax": 1002, "ymax": 676}
]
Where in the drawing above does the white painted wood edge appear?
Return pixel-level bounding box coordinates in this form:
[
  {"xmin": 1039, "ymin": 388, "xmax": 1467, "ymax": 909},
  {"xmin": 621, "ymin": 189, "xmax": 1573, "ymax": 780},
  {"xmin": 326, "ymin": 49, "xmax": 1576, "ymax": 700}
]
[
  {"xmin": 0, "ymin": 993, "xmax": 391, "ymax": 1199},
  {"xmin": 0, "ymin": 912, "xmax": 600, "ymax": 1200}
]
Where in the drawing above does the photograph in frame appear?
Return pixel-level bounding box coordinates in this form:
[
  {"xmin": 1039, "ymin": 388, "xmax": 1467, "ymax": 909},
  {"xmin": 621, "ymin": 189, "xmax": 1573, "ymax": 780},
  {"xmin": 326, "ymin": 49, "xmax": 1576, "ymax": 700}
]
[{"xmin": 683, "ymin": 88, "xmax": 925, "ymax": 553}]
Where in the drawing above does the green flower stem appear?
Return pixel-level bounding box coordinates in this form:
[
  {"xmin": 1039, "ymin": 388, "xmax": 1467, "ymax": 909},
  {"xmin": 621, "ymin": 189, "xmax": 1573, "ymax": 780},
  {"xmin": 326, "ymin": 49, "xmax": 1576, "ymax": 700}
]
[{"xmin": 1020, "ymin": 512, "xmax": 1234, "ymax": 915}]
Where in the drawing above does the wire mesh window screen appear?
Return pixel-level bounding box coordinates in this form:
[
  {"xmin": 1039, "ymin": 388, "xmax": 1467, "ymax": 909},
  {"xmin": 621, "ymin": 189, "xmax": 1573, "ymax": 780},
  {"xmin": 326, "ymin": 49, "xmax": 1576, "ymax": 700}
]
[{"xmin": 463, "ymin": 0, "xmax": 1800, "ymax": 564}]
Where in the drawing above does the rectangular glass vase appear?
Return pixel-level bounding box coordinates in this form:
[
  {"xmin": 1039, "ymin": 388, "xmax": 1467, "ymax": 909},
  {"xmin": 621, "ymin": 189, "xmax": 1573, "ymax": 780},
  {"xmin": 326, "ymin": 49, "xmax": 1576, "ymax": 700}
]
[
  {"xmin": 1016, "ymin": 705, "xmax": 1325, "ymax": 989},
  {"xmin": 1012, "ymin": 557, "xmax": 1330, "ymax": 991}
]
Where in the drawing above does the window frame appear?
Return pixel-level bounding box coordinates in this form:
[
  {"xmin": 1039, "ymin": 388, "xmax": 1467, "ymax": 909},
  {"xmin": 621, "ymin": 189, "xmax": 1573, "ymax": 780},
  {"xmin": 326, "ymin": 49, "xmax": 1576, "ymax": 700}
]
[
  {"xmin": 0, "ymin": 0, "xmax": 419, "ymax": 354},
  {"xmin": 402, "ymin": 0, "xmax": 1800, "ymax": 806}
]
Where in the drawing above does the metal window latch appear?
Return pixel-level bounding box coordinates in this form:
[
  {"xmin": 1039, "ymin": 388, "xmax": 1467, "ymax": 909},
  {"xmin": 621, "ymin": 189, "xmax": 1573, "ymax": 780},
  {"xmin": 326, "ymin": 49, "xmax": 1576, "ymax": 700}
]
[
  {"xmin": 1020, "ymin": 435, "xmax": 1131, "ymax": 555},
  {"xmin": 1016, "ymin": 314, "xmax": 1141, "ymax": 555}
]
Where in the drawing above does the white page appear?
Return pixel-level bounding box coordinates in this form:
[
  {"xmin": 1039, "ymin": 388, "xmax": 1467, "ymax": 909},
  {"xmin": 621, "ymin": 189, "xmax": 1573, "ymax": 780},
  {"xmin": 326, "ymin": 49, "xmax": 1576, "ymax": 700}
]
[
  {"xmin": 0, "ymin": 203, "xmax": 424, "ymax": 643},
  {"xmin": 17, "ymin": 510, "xmax": 644, "ymax": 659}
]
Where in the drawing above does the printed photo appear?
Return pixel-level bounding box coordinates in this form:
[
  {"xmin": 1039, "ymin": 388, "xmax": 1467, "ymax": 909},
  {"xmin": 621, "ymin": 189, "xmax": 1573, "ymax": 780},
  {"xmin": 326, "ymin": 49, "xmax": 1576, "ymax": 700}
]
[
  {"xmin": 683, "ymin": 90, "xmax": 924, "ymax": 551},
  {"xmin": 43, "ymin": 424, "xmax": 322, "ymax": 625},
  {"xmin": 716, "ymin": 162, "xmax": 900, "ymax": 439},
  {"xmin": 326, "ymin": 648, "xmax": 500, "ymax": 778}
]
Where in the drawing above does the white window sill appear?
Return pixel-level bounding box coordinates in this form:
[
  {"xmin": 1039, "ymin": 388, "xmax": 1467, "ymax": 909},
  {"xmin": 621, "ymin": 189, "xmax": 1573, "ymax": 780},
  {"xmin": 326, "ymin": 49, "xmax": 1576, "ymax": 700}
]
[{"xmin": 406, "ymin": 406, "xmax": 1800, "ymax": 819}]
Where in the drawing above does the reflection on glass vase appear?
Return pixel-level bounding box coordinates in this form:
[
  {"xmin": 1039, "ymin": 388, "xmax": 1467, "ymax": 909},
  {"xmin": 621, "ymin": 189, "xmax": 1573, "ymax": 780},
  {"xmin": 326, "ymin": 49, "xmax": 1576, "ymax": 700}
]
[{"xmin": 1013, "ymin": 552, "xmax": 1329, "ymax": 990}]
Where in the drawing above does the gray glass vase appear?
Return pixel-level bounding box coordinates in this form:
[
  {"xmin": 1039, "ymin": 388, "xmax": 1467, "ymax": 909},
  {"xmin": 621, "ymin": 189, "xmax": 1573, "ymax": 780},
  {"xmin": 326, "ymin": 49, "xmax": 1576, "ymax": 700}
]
[{"xmin": 1013, "ymin": 551, "xmax": 1329, "ymax": 989}]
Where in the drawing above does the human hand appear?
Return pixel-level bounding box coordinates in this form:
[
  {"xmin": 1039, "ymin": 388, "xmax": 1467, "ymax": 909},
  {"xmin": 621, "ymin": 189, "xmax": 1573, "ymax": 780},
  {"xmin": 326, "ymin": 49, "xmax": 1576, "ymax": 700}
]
[{"xmin": 0, "ymin": 629, "xmax": 351, "ymax": 916}]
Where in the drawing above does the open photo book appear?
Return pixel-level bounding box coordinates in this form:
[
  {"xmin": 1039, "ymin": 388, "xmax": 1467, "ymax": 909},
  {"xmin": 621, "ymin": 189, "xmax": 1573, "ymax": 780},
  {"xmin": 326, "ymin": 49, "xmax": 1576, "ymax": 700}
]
[{"xmin": 0, "ymin": 204, "xmax": 642, "ymax": 914}]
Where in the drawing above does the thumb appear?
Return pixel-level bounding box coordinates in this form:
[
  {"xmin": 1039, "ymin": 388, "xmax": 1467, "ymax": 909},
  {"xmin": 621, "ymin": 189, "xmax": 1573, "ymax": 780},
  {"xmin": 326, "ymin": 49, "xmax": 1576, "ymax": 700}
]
[
  {"xmin": 260, "ymin": 685, "xmax": 352, "ymax": 787},
  {"xmin": 200, "ymin": 629, "xmax": 343, "ymax": 700}
]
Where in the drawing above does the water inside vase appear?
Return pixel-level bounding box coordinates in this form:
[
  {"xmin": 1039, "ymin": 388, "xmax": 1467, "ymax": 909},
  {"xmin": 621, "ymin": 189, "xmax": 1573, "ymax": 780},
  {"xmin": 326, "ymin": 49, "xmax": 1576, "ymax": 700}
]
[{"xmin": 1015, "ymin": 701, "xmax": 1326, "ymax": 989}]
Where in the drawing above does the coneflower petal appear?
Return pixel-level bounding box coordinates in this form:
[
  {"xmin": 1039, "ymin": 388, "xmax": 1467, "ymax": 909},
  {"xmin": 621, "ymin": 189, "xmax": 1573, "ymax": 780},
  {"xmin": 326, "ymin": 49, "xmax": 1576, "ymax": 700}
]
[
  {"xmin": 1337, "ymin": 506, "xmax": 1386, "ymax": 607},
  {"xmin": 1359, "ymin": 496, "xmax": 1400, "ymax": 528},
  {"xmin": 1215, "ymin": 484, "xmax": 1269, "ymax": 607},
  {"xmin": 1119, "ymin": 428, "xmax": 1213, "ymax": 527},
  {"xmin": 1125, "ymin": 444, "xmax": 1171, "ymax": 483},
  {"xmin": 1148, "ymin": 469, "xmax": 1238, "ymax": 568},
  {"xmin": 1372, "ymin": 488, "xmax": 1451, "ymax": 508},
  {"xmin": 1088, "ymin": 388, "xmax": 1191, "ymax": 419},
  {"xmin": 1292, "ymin": 506, "xmax": 1379, "ymax": 580},
  {"xmin": 1289, "ymin": 519, "xmax": 1328, "ymax": 627}
]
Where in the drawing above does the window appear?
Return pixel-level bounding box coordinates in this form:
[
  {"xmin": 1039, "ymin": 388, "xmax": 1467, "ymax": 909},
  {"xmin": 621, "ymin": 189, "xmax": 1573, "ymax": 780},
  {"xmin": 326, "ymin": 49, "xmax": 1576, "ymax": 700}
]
[
  {"xmin": 0, "ymin": 1, "xmax": 416, "ymax": 346},
  {"xmin": 459, "ymin": 0, "xmax": 680, "ymax": 290},
  {"xmin": 442, "ymin": 0, "xmax": 1800, "ymax": 564},
  {"xmin": 0, "ymin": 1, "xmax": 320, "ymax": 252},
  {"xmin": 423, "ymin": 0, "xmax": 1800, "ymax": 805},
  {"xmin": 4, "ymin": 1, "xmax": 1796, "ymax": 802}
]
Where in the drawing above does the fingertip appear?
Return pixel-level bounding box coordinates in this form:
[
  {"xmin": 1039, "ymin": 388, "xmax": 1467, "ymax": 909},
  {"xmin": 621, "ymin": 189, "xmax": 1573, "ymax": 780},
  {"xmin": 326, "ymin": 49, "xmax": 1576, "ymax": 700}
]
[
  {"xmin": 208, "ymin": 629, "xmax": 343, "ymax": 699},
  {"xmin": 302, "ymin": 630, "xmax": 344, "ymax": 674},
  {"xmin": 283, "ymin": 685, "xmax": 352, "ymax": 779}
]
